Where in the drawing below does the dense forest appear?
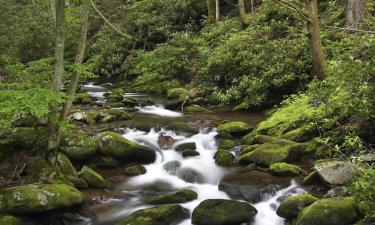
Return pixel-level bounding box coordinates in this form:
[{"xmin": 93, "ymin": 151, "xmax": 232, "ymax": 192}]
[{"xmin": 0, "ymin": 0, "xmax": 374, "ymax": 225}]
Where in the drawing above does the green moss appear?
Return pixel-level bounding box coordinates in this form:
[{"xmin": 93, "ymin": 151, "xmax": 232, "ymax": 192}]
[
  {"xmin": 166, "ymin": 122, "xmax": 199, "ymax": 134},
  {"xmin": 120, "ymin": 204, "xmax": 189, "ymax": 225},
  {"xmin": 296, "ymin": 197, "xmax": 359, "ymax": 225},
  {"xmin": 150, "ymin": 189, "xmax": 198, "ymax": 204},
  {"xmin": 214, "ymin": 150, "xmax": 234, "ymax": 167},
  {"xmin": 74, "ymin": 92, "xmax": 93, "ymax": 104},
  {"xmin": 79, "ymin": 166, "xmax": 111, "ymax": 189},
  {"xmin": 269, "ymin": 162, "xmax": 301, "ymax": 176},
  {"xmin": 124, "ymin": 164, "xmax": 147, "ymax": 176},
  {"xmin": 88, "ymin": 156, "xmax": 119, "ymax": 168},
  {"xmin": 1, "ymin": 183, "xmax": 84, "ymax": 214},
  {"xmin": 181, "ymin": 149, "xmax": 200, "ymax": 157},
  {"xmin": 96, "ymin": 132, "xmax": 137, "ymax": 157},
  {"xmin": 184, "ymin": 104, "xmax": 208, "ymax": 112},
  {"xmin": 175, "ymin": 142, "xmax": 196, "ymax": 151},
  {"xmin": 217, "ymin": 121, "xmax": 252, "ymax": 135},
  {"xmin": 282, "ymin": 124, "xmax": 317, "ymax": 142},
  {"xmin": 61, "ymin": 130, "xmax": 97, "ymax": 161},
  {"xmin": 56, "ymin": 153, "xmax": 77, "ymax": 177},
  {"xmin": 241, "ymin": 144, "xmax": 260, "ymax": 155},
  {"xmin": 276, "ymin": 194, "xmax": 318, "ymax": 219},
  {"xmin": 218, "ymin": 138, "xmax": 236, "ymax": 150},
  {"xmin": 241, "ymin": 131, "xmax": 256, "ymax": 145},
  {"xmin": 99, "ymin": 109, "xmax": 132, "ymax": 120},
  {"xmin": 0, "ymin": 215, "xmax": 24, "ymax": 225},
  {"xmin": 302, "ymin": 171, "xmax": 321, "ymax": 185},
  {"xmin": 111, "ymin": 88, "xmax": 125, "ymax": 96}
]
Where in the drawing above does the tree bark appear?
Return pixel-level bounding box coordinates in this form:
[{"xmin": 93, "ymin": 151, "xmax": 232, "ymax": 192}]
[
  {"xmin": 306, "ymin": 0, "xmax": 327, "ymax": 80},
  {"xmin": 238, "ymin": 0, "xmax": 247, "ymax": 28},
  {"xmin": 346, "ymin": 0, "xmax": 366, "ymax": 28},
  {"xmin": 59, "ymin": 2, "xmax": 90, "ymax": 122},
  {"xmin": 48, "ymin": 0, "xmax": 65, "ymax": 151},
  {"xmin": 215, "ymin": 0, "xmax": 220, "ymax": 23},
  {"xmin": 207, "ymin": 0, "xmax": 216, "ymax": 23}
]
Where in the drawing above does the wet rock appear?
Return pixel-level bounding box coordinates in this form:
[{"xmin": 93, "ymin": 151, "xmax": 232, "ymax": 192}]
[
  {"xmin": 181, "ymin": 149, "xmax": 200, "ymax": 157},
  {"xmin": 184, "ymin": 105, "xmax": 208, "ymax": 113},
  {"xmin": 96, "ymin": 132, "xmax": 156, "ymax": 163},
  {"xmin": 122, "ymin": 97, "xmax": 137, "ymax": 107},
  {"xmin": 70, "ymin": 111, "xmax": 88, "ymax": 122},
  {"xmin": 166, "ymin": 122, "xmax": 199, "ymax": 134},
  {"xmin": 106, "ymin": 88, "xmax": 124, "ymax": 102},
  {"xmin": 79, "ymin": 166, "xmax": 111, "ymax": 189},
  {"xmin": 124, "ymin": 164, "xmax": 147, "ymax": 176},
  {"xmin": 314, "ymin": 159, "xmax": 359, "ymax": 186},
  {"xmin": 175, "ymin": 142, "xmax": 196, "ymax": 151},
  {"xmin": 87, "ymin": 156, "xmax": 119, "ymax": 168},
  {"xmin": 296, "ymin": 197, "xmax": 359, "ymax": 225},
  {"xmin": 120, "ymin": 204, "xmax": 189, "ymax": 225},
  {"xmin": 74, "ymin": 92, "xmax": 93, "ymax": 104},
  {"xmin": 0, "ymin": 183, "xmax": 84, "ymax": 214},
  {"xmin": 192, "ymin": 199, "xmax": 257, "ymax": 225},
  {"xmin": 56, "ymin": 153, "xmax": 77, "ymax": 177},
  {"xmin": 216, "ymin": 131, "xmax": 234, "ymax": 139},
  {"xmin": 214, "ymin": 150, "xmax": 234, "ymax": 167},
  {"xmin": 149, "ymin": 189, "xmax": 198, "ymax": 204},
  {"xmin": 177, "ymin": 168, "xmax": 205, "ymax": 184},
  {"xmin": 61, "ymin": 130, "xmax": 97, "ymax": 161},
  {"xmin": 217, "ymin": 121, "xmax": 252, "ymax": 136},
  {"xmin": 269, "ymin": 163, "xmax": 302, "ymax": 177},
  {"xmin": 241, "ymin": 144, "xmax": 259, "ymax": 155},
  {"xmin": 163, "ymin": 161, "xmax": 181, "ymax": 175},
  {"xmin": 158, "ymin": 134, "xmax": 176, "ymax": 149},
  {"xmin": 276, "ymin": 194, "xmax": 318, "ymax": 219},
  {"xmin": 239, "ymin": 142, "xmax": 307, "ymax": 166},
  {"xmin": 218, "ymin": 138, "xmax": 236, "ymax": 150}
]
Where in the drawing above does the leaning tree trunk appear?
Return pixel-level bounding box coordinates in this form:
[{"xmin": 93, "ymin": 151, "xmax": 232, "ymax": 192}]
[
  {"xmin": 60, "ymin": 2, "xmax": 90, "ymax": 122},
  {"xmin": 306, "ymin": 0, "xmax": 327, "ymax": 80},
  {"xmin": 207, "ymin": 0, "xmax": 216, "ymax": 23},
  {"xmin": 238, "ymin": 0, "xmax": 247, "ymax": 28},
  {"xmin": 346, "ymin": 0, "xmax": 366, "ymax": 28},
  {"xmin": 215, "ymin": 0, "xmax": 220, "ymax": 23},
  {"xmin": 48, "ymin": 0, "xmax": 65, "ymax": 152}
]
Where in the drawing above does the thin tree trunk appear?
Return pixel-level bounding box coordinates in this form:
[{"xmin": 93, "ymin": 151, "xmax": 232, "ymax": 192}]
[
  {"xmin": 306, "ymin": 0, "xmax": 327, "ymax": 80},
  {"xmin": 60, "ymin": 2, "xmax": 90, "ymax": 122},
  {"xmin": 238, "ymin": 0, "xmax": 247, "ymax": 28},
  {"xmin": 346, "ymin": 0, "xmax": 366, "ymax": 28},
  {"xmin": 251, "ymin": 0, "xmax": 254, "ymax": 12},
  {"xmin": 48, "ymin": 0, "xmax": 65, "ymax": 152},
  {"xmin": 215, "ymin": 0, "xmax": 220, "ymax": 23},
  {"xmin": 207, "ymin": 0, "xmax": 215, "ymax": 23}
]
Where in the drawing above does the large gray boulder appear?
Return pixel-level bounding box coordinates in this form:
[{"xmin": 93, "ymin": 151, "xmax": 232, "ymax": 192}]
[{"xmin": 314, "ymin": 159, "xmax": 359, "ymax": 186}]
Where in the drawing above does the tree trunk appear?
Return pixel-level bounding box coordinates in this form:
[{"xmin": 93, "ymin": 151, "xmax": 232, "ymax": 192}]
[
  {"xmin": 238, "ymin": 0, "xmax": 247, "ymax": 28},
  {"xmin": 346, "ymin": 0, "xmax": 366, "ymax": 28},
  {"xmin": 48, "ymin": 0, "xmax": 65, "ymax": 151},
  {"xmin": 207, "ymin": 0, "xmax": 215, "ymax": 23},
  {"xmin": 306, "ymin": 0, "xmax": 327, "ymax": 80},
  {"xmin": 60, "ymin": 2, "xmax": 90, "ymax": 122},
  {"xmin": 215, "ymin": 0, "xmax": 220, "ymax": 23}
]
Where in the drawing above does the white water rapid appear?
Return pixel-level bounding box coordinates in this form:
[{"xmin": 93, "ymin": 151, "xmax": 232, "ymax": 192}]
[{"xmin": 135, "ymin": 104, "xmax": 183, "ymax": 117}]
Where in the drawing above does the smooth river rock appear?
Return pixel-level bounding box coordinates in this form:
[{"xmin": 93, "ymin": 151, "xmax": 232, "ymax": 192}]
[{"xmin": 314, "ymin": 159, "xmax": 359, "ymax": 186}]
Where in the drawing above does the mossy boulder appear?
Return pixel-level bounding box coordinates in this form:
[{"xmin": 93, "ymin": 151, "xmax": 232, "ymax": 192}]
[
  {"xmin": 302, "ymin": 171, "xmax": 321, "ymax": 185},
  {"xmin": 122, "ymin": 97, "xmax": 137, "ymax": 107},
  {"xmin": 269, "ymin": 163, "xmax": 302, "ymax": 176},
  {"xmin": 120, "ymin": 204, "xmax": 189, "ymax": 225},
  {"xmin": 74, "ymin": 92, "xmax": 93, "ymax": 104},
  {"xmin": 79, "ymin": 166, "xmax": 111, "ymax": 189},
  {"xmin": 87, "ymin": 156, "xmax": 119, "ymax": 168},
  {"xmin": 111, "ymin": 88, "xmax": 125, "ymax": 96},
  {"xmin": 314, "ymin": 159, "xmax": 359, "ymax": 186},
  {"xmin": 23, "ymin": 156, "xmax": 69, "ymax": 184},
  {"xmin": 175, "ymin": 142, "xmax": 196, "ymax": 151},
  {"xmin": 61, "ymin": 130, "xmax": 97, "ymax": 161},
  {"xmin": 106, "ymin": 88, "xmax": 125, "ymax": 102},
  {"xmin": 214, "ymin": 150, "xmax": 234, "ymax": 167},
  {"xmin": 96, "ymin": 132, "xmax": 156, "ymax": 163},
  {"xmin": 241, "ymin": 144, "xmax": 260, "ymax": 155},
  {"xmin": 239, "ymin": 142, "xmax": 307, "ymax": 166},
  {"xmin": 149, "ymin": 189, "xmax": 198, "ymax": 204},
  {"xmin": 217, "ymin": 121, "xmax": 252, "ymax": 136},
  {"xmin": 56, "ymin": 153, "xmax": 77, "ymax": 177},
  {"xmin": 282, "ymin": 124, "xmax": 317, "ymax": 142},
  {"xmin": 124, "ymin": 164, "xmax": 147, "ymax": 176},
  {"xmin": 184, "ymin": 105, "xmax": 208, "ymax": 113},
  {"xmin": 166, "ymin": 122, "xmax": 199, "ymax": 134},
  {"xmin": 0, "ymin": 183, "xmax": 84, "ymax": 214},
  {"xmin": 241, "ymin": 132, "xmax": 256, "ymax": 145},
  {"xmin": 217, "ymin": 138, "xmax": 236, "ymax": 150},
  {"xmin": 276, "ymin": 194, "xmax": 318, "ymax": 219},
  {"xmin": 181, "ymin": 149, "xmax": 200, "ymax": 157},
  {"xmin": 192, "ymin": 199, "xmax": 257, "ymax": 225},
  {"xmin": 0, "ymin": 215, "xmax": 28, "ymax": 225},
  {"xmin": 296, "ymin": 197, "xmax": 359, "ymax": 225}
]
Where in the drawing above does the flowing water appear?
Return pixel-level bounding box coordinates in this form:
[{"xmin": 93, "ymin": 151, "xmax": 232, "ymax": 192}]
[{"xmin": 77, "ymin": 83, "xmax": 306, "ymax": 225}]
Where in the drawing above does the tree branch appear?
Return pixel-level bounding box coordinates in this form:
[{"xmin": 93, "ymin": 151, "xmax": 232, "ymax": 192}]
[
  {"xmin": 90, "ymin": 0, "xmax": 136, "ymax": 40},
  {"xmin": 271, "ymin": 0, "xmax": 311, "ymax": 22}
]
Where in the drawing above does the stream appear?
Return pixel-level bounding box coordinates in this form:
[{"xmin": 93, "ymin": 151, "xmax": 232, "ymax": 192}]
[{"xmin": 77, "ymin": 83, "xmax": 307, "ymax": 225}]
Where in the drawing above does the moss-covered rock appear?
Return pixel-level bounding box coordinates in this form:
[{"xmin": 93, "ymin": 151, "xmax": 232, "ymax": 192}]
[
  {"xmin": 0, "ymin": 183, "xmax": 84, "ymax": 214},
  {"xmin": 241, "ymin": 131, "xmax": 256, "ymax": 145},
  {"xmin": 217, "ymin": 121, "xmax": 252, "ymax": 136},
  {"xmin": 184, "ymin": 105, "xmax": 208, "ymax": 113},
  {"xmin": 99, "ymin": 109, "xmax": 132, "ymax": 121},
  {"xmin": 79, "ymin": 166, "xmax": 111, "ymax": 189},
  {"xmin": 239, "ymin": 142, "xmax": 307, "ymax": 166},
  {"xmin": 74, "ymin": 92, "xmax": 93, "ymax": 104},
  {"xmin": 124, "ymin": 164, "xmax": 147, "ymax": 176},
  {"xmin": 282, "ymin": 124, "xmax": 317, "ymax": 142},
  {"xmin": 120, "ymin": 204, "xmax": 189, "ymax": 225},
  {"xmin": 214, "ymin": 150, "xmax": 234, "ymax": 167},
  {"xmin": 295, "ymin": 197, "xmax": 359, "ymax": 225},
  {"xmin": 87, "ymin": 156, "xmax": 119, "ymax": 168},
  {"xmin": 241, "ymin": 144, "xmax": 260, "ymax": 155},
  {"xmin": 181, "ymin": 149, "xmax": 200, "ymax": 157},
  {"xmin": 192, "ymin": 199, "xmax": 258, "ymax": 225},
  {"xmin": 217, "ymin": 138, "xmax": 236, "ymax": 150},
  {"xmin": 149, "ymin": 189, "xmax": 198, "ymax": 204},
  {"xmin": 23, "ymin": 156, "xmax": 69, "ymax": 184},
  {"xmin": 96, "ymin": 132, "xmax": 156, "ymax": 163},
  {"xmin": 122, "ymin": 97, "xmax": 137, "ymax": 107},
  {"xmin": 302, "ymin": 171, "xmax": 321, "ymax": 185},
  {"xmin": 61, "ymin": 130, "xmax": 97, "ymax": 161},
  {"xmin": 175, "ymin": 142, "xmax": 196, "ymax": 151},
  {"xmin": 166, "ymin": 122, "xmax": 199, "ymax": 134},
  {"xmin": 276, "ymin": 194, "xmax": 318, "ymax": 219},
  {"xmin": 314, "ymin": 159, "xmax": 359, "ymax": 186},
  {"xmin": 111, "ymin": 88, "xmax": 125, "ymax": 96},
  {"xmin": 56, "ymin": 153, "xmax": 77, "ymax": 177},
  {"xmin": 0, "ymin": 215, "xmax": 28, "ymax": 225},
  {"xmin": 269, "ymin": 163, "xmax": 302, "ymax": 176}
]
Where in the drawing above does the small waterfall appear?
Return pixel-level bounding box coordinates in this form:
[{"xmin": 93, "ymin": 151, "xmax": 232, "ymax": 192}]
[
  {"xmin": 135, "ymin": 105, "xmax": 183, "ymax": 117},
  {"xmin": 81, "ymin": 82, "xmax": 108, "ymax": 102}
]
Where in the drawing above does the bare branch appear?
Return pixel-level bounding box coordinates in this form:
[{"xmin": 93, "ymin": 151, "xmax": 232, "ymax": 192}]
[{"xmin": 271, "ymin": 0, "xmax": 310, "ymax": 22}]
